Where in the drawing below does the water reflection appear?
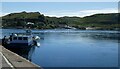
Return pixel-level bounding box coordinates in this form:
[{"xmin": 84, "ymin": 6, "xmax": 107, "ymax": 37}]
[
  {"xmin": 38, "ymin": 32, "xmax": 119, "ymax": 41},
  {"xmin": 80, "ymin": 32, "xmax": 120, "ymax": 40}
]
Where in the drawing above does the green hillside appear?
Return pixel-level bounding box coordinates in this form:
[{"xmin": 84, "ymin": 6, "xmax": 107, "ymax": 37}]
[{"xmin": 1, "ymin": 11, "xmax": 120, "ymax": 30}]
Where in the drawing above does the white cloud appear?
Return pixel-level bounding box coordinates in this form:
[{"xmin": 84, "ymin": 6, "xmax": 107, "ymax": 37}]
[
  {"xmin": 44, "ymin": 8, "xmax": 118, "ymax": 17},
  {"xmin": 78, "ymin": 8, "xmax": 118, "ymax": 17},
  {"xmin": 0, "ymin": 13, "xmax": 9, "ymax": 17},
  {"xmin": 1, "ymin": 8, "xmax": 118, "ymax": 17}
]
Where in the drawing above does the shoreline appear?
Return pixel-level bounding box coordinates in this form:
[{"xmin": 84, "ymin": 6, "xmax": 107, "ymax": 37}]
[{"xmin": 1, "ymin": 28, "xmax": 120, "ymax": 31}]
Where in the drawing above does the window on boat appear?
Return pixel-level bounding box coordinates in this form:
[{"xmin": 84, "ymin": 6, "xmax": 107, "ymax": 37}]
[
  {"xmin": 23, "ymin": 37, "xmax": 28, "ymax": 40},
  {"xmin": 18, "ymin": 37, "xmax": 22, "ymax": 40},
  {"xmin": 13, "ymin": 37, "xmax": 17, "ymax": 40}
]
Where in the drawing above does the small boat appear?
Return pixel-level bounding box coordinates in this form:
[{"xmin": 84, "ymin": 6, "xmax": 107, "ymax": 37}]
[{"xmin": 2, "ymin": 29, "xmax": 40, "ymax": 47}]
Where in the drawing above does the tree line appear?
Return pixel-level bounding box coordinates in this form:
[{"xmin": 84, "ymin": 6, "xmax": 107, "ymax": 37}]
[{"xmin": 1, "ymin": 11, "xmax": 120, "ymax": 30}]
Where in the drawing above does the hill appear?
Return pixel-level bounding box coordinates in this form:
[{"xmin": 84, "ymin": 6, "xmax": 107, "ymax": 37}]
[{"xmin": 1, "ymin": 11, "xmax": 120, "ymax": 30}]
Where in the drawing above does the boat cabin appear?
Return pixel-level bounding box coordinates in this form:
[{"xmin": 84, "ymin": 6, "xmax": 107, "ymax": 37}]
[{"xmin": 9, "ymin": 35, "xmax": 33, "ymax": 46}]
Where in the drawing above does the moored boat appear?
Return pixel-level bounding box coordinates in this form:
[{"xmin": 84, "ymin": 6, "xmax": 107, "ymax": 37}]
[{"xmin": 2, "ymin": 29, "xmax": 40, "ymax": 48}]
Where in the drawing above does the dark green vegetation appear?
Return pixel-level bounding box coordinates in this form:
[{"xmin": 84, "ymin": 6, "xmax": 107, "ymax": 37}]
[{"xmin": 1, "ymin": 11, "xmax": 120, "ymax": 30}]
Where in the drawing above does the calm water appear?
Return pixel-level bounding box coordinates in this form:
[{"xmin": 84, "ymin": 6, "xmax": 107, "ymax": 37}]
[{"xmin": 1, "ymin": 29, "xmax": 119, "ymax": 67}]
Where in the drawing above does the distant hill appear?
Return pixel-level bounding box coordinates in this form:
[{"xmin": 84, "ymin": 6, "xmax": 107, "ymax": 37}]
[
  {"xmin": 79, "ymin": 13, "xmax": 120, "ymax": 30},
  {"xmin": 1, "ymin": 11, "xmax": 120, "ymax": 30}
]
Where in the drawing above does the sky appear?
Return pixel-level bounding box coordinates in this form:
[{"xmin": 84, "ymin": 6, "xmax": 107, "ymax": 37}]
[
  {"xmin": 1, "ymin": 2, "xmax": 118, "ymax": 17},
  {"xmin": 1, "ymin": 0, "xmax": 119, "ymax": 2}
]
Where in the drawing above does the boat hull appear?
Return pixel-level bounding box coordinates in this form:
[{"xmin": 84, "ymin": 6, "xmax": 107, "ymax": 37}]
[
  {"xmin": 3, "ymin": 43, "xmax": 32, "ymax": 49},
  {"xmin": 10, "ymin": 43, "xmax": 30, "ymax": 46}
]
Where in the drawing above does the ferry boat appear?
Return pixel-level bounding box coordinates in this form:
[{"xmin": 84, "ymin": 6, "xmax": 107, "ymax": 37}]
[
  {"xmin": 9, "ymin": 34, "xmax": 34, "ymax": 46},
  {"xmin": 2, "ymin": 22, "xmax": 40, "ymax": 47},
  {"xmin": 2, "ymin": 29, "xmax": 40, "ymax": 47}
]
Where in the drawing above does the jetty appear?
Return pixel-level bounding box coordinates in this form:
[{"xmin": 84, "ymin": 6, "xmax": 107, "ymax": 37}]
[{"xmin": 0, "ymin": 40, "xmax": 42, "ymax": 69}]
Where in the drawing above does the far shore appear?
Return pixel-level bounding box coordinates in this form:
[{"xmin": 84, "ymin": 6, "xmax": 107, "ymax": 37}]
[{"xmin": 1, "ymin": 27, "xmax": 120, "ymax": 31}]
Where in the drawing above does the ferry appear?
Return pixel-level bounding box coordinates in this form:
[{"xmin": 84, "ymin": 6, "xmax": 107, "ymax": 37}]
[{"xmin": 2, "ymin": 29, "xmax": 40, "ymax": 47}]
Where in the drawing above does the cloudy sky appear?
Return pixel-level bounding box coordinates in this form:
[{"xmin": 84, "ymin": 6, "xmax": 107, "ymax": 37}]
[{"xmin": 1, "ymin": 2, "xmax": 118, "ymax": 17}]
